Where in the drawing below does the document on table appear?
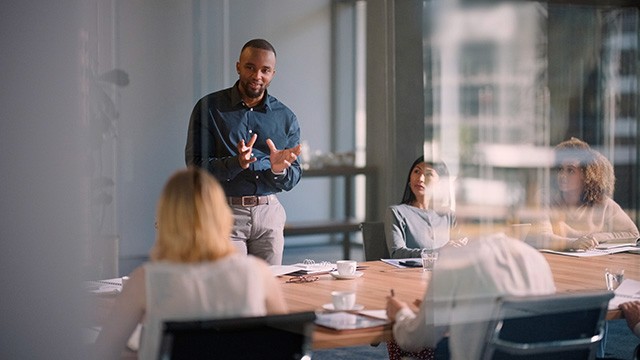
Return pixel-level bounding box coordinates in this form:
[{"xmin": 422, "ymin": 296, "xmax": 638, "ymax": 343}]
[
  {"xmin": 539, "ymin": 246, "xmax": 639, "ymax": 257},
  {"xmin": 608, "ymin": 279, "xmax": 640, "ymax": 310},
  {"xmin": 270, "ymin": 265, "xmax": 304, "ymax": 277},
  {"xmin": 270, "ymin": 262, "xmax": 336, "ymax": 276}
]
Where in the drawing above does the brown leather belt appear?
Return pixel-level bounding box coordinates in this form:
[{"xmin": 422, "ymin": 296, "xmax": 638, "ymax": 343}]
[{"xmin": 228, "ymin": 195, "xmax": 273, "ymax": 207}]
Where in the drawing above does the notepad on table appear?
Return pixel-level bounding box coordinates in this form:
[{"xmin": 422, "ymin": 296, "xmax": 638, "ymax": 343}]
[
  {"xmin": 608, "ymin": 279, "xmax": 640, "ymax": 310},
  {"xmin": 596, "ymin": 237, "xmax": 639, "ymax": 250}
]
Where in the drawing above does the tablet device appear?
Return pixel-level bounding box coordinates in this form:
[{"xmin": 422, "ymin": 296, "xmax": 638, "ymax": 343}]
[{"xmin": 315, "ymin": 311, "xmax": 389, "ymax": 331}]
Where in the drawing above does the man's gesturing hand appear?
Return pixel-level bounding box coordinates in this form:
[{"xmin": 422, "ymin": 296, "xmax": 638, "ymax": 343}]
[
  {"xmin": 237, "ymin": 134, "xmax": 258, "ymax": 169},
  {"xmin": 266, "ymin": 139, "xmax": 302, "ymax": 174}
]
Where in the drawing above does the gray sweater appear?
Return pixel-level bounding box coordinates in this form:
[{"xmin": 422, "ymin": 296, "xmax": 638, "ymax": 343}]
[{"xmin": 385, "ymin": 204, "xmax": 456, "ymax": 258}]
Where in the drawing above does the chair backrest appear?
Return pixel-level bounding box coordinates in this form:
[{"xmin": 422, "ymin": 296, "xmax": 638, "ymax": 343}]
[
  {"xmin": 482, "ymin": 290, "xmax": 614, "ymax": 360},
  {"xmin": 158, "ymin": 311, "xmax": 316, "ymax": 360},
  {"xmin": 360, "ymin": 221, "xmax": 390, "ymax": 261}
]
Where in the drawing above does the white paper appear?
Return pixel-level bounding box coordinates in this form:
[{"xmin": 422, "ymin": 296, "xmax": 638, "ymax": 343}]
[
  {"xmin": 539, "ymin": 246, "xmax": 639, "ymax": 257},
  {"xmin": 269, "ymin": 265, "xmax": 301, "ymax": 277},
  {"xmin": 596, "ymin": 238, "xmax": 639, "ymax": 250}
]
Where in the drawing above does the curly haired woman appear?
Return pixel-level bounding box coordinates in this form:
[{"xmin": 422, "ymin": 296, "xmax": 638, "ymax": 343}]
[{"xmin": 527, "ymin": 137, "xmax": 639, "ymax": 251}]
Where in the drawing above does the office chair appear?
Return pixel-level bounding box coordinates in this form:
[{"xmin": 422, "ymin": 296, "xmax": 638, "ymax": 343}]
[
  {"xmin": 158, "ymin": 311, "xmax": 316, "ymax": 360},
  {"xmin": 360, "ymin": 222, "xmax": 390, "ymax": 261},
  {"xmin": 482, "ymin": 290, "xmax": 614, "ymax": 360}
]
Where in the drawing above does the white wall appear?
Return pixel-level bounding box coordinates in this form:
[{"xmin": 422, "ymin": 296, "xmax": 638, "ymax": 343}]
[{"xmin": 115, "ymin": 0, "xmax": 197, "ymax": 261}]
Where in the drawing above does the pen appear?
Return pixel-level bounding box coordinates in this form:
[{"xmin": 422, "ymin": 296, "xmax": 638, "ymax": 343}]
[{"xmin": 390, "ymin": 289, "xmax": 395, "ymax": 297}]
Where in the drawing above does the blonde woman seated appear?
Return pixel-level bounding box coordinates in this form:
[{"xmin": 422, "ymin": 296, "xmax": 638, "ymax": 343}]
[
  {"xmin": 386, "ymin": 156, "xmax": 461, "ymax": 259},
  {"xmin": 527, "ymin": 138, "xmax": 639, "ymax": 251},
  {"xmin": 94, "ymin": 168, "xmax": 287, "ymax": 360}
]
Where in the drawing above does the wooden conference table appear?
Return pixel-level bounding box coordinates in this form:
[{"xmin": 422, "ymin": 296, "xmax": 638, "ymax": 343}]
[
  {"xmin": 98, "ymin": 251, "xmax": 639, "ymax": 357},
  {"xmin": 280, "ymin": 252, "xmax": 640, "ymax": 349}
]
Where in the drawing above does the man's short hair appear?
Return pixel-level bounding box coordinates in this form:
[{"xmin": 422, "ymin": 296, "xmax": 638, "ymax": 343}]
[{"xmin": 241, "ymin": 39, "xmax": 276, "ymax": 57}]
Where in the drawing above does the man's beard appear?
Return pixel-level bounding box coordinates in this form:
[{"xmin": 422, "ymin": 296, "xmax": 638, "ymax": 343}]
[{"xmin": 242, "ymin": 81, "xmax": 265, "ymax": 99}]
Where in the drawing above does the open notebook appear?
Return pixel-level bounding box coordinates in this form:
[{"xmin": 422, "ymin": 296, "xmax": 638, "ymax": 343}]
[
  {"xmin": 596, "ymin": 237, "xmax": 639, "ymax": 250},
  {"xmin": 608, "ymin": 279, "xmax": 640, "ymax": 310}
]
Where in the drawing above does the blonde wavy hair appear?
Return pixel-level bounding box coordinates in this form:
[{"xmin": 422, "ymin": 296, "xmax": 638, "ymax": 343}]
[
  {"xmin": 554, "ymin": 137, "xmax": 615, "ymax": 205},
  {"xmin": 151, "ymin": 167, "xmax": 235, "ymax": 262}
]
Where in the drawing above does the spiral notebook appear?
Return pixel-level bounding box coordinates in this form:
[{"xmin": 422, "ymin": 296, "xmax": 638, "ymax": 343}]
[{"xmin": 84, "ymin": 277, "xmax": 123, "ymax": 295}]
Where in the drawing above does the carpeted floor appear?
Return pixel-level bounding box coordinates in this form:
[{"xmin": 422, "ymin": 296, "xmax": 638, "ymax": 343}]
[
  {"xmin": 312, "ymin": 343, "xmax": 389, "ymax": 359},
  {"xmin": 310, "ymin": 320, "xmax": 639, "ymax": 359},
  {"xmin": 601, "ymin": 319, "xmax": 639, "ymax": 360}
]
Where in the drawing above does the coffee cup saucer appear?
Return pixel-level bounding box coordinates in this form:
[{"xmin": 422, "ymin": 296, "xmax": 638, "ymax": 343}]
[
  {"xmin": 322, "ymin": 303, "xmax": 365, "ymax": 311},
  {"xmin": 330, "ymin": 271, "xmax": 364, "ymax": 280}
]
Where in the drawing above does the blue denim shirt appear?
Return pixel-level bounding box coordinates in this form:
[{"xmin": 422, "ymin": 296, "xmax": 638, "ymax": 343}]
[{"xmin": 185, "ymin": 82, "xmax": 302, "ymax": 196}]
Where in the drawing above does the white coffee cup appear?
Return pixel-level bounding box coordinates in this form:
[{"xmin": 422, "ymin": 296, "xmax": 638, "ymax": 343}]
[
  {"xmin": 331, "ymin": 290, "xmax": 356, "ymax": 310},
  {"xmin": 336, "ymin": 260, "xmax": 357, "ymax": 276}
]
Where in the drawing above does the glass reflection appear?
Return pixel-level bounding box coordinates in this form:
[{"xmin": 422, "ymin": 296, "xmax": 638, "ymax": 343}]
[{"xmin": 422, "ymin": 1, "xmax": 639, "ymax": 236}]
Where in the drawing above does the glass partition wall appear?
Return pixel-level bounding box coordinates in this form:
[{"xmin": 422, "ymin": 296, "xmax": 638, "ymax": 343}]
[{"xmin": 422, "ymin": 1, "xmax": 640, "ymax": 236}]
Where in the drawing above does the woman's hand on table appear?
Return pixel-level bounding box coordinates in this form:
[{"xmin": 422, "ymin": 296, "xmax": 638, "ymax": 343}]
[{"xmin": 570, "ymin": 235, "xmax": 598, "ymax": 251}]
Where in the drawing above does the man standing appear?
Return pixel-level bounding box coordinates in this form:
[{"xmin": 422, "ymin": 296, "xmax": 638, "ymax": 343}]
[{"xmin": 186, "ymin": 39, "xmax": 302, "ymax": 265}]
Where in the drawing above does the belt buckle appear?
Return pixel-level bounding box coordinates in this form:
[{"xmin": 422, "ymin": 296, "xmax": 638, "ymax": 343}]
[{"xmin": 241, "ymin": 196, "xmax": 257, "ymax": 206}]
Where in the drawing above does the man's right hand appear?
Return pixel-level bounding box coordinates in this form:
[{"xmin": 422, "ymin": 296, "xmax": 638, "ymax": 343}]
[
  {"xmin": 386, "ymin": 295, "xmax": 409, "ymax": 322},
  {"xmin": 237, "ymin": 134, "xmax": 258, "ymax": 169}
]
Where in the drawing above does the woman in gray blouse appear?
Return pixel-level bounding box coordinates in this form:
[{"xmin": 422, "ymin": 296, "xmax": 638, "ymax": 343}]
[{"xmin": 385, "ymin": 156, "xmax": 458, "ymax": 258}]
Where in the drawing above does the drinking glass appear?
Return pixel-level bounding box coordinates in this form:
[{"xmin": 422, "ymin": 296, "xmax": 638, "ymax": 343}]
[
  {"xmin": 605, "ymin": 268, "xmax": 624, "ymax": 291},
  {"xmin": 421, "ymin": 249, "xmax": 439, "ymax": 272}
]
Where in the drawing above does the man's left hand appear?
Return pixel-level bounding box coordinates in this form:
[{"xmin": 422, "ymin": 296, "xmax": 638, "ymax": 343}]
[{"xmin": 266, "ymin": 139, "xmax": 301, "ymax": 174}]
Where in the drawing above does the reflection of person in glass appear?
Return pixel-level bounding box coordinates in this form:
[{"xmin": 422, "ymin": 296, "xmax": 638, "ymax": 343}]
[
  {"xmin": 386, "ymin": 235, "xmax": 556, "ymax": 360},
  {"xmin": 527, "ymin": 137, "xmax": 639, "ymax": 251},
  {"xmin": 385, "ymin": 156, "xmax": 462, "ymax": 259},
  {"xmin": 94, "ymin": 168, "xmax": 287, "ymax": 360}
]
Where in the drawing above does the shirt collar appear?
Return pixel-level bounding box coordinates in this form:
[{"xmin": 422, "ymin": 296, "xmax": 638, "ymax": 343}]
[{"xmin": 231, "ymin": 81, "xmax": 271, "ymax": 112}]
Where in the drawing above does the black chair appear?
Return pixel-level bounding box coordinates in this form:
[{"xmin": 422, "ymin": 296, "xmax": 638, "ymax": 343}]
[
  {"xmin": 360, "ymin": 222, "xmax": 390, "ymax": 261},
  {"xmin": 482, "ymin": 290, "xmax": 614, "ymax": 360},
  {"xmin": 158, "ymin": 311, "xmax": 316, "ymax": 360}
]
